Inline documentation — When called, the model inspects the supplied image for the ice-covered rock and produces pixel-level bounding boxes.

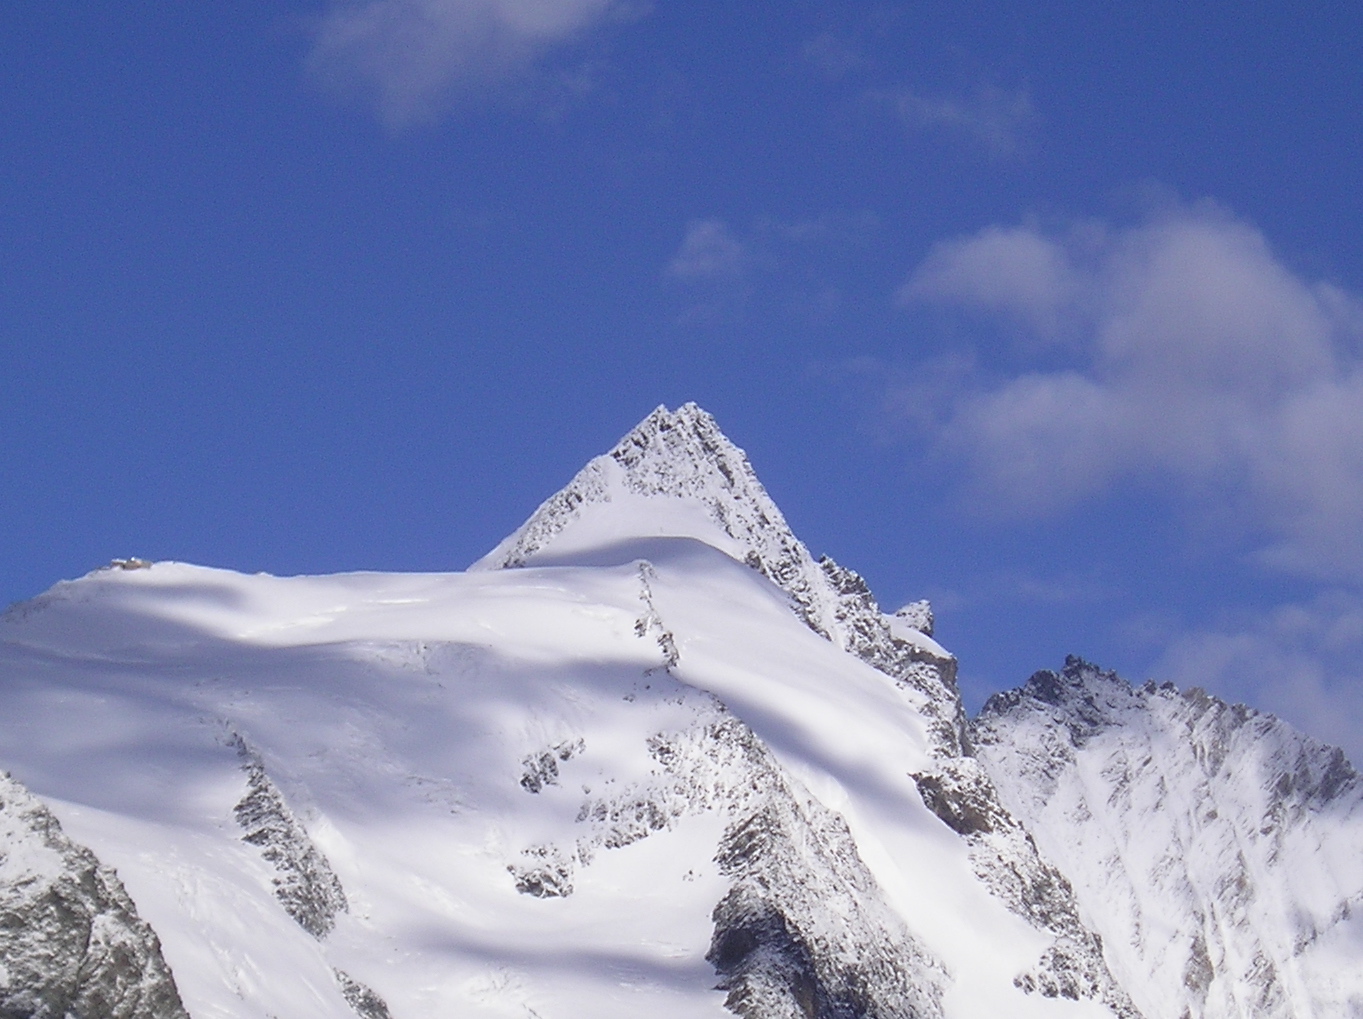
[894,601,934,637]
[231,733,350,939]
[973,656,1363,1019]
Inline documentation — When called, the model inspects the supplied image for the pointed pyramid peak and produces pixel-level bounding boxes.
[473,403,800,572]
[472,403,852,639]
[600,402,776,510]
[475,404,967,750]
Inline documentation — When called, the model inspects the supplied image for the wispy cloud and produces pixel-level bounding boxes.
[902,223,1078,337]
[898,203,1363,581]
[884,83,1036,158]
[308,0,628,126]
[664,212,881,328]
[666,219,747,280]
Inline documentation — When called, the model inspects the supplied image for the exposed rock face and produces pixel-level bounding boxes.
[710,760,946,1019]
[814,556,965,759]
[972,656,1363,1019]
[0,771,189,1019]
[519,738,585,794]
[911,760,1142,1018]
[894,601,934,637]
[504,689,948,1019]
[231,735,349,940]
[647,714,944,1019]
[334,969,393,1019]
[229,737,396,1019]
[508,842,575,898]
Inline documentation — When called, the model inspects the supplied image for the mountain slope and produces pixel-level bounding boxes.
[1,404,1357,1019]
[972,656,1363,1019]
[0,770,190,1019]
[0,404,1120,1019]
[477,403,1140,1013]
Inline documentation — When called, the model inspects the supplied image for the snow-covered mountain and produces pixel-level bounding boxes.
[973,657,1363,1019]
[1,403,1359,1019]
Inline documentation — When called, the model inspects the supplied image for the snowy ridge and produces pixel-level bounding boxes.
[972,656,1363,1019]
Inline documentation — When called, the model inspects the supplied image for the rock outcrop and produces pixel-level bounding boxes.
[0,771,190,1019]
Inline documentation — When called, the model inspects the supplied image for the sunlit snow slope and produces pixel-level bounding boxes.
[1,404,1358,1019]
[973,657,1363,1019]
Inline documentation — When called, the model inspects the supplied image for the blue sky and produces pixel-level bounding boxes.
[5,3,1363,755]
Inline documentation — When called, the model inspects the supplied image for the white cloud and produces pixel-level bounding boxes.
[902,225,1078,338]
[666,219,747,280]
[309,0,624,126]
[900,205,1363,580]
[887,84,1036,158]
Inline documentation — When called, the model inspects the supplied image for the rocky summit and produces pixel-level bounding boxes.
[1,404,1359,1019]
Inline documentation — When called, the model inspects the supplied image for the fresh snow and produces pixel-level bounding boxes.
[0,546,1099,1017]
[973,658,1363,1019]
[1,403,1357,1019]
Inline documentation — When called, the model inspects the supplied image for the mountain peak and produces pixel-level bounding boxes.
[473,401,848,637]
[475,403,968,754]
[473,402,803,574]
[979,656,1131,728]
[977,656,1360,807]
[602,401,777,514]
[610,402,746,489]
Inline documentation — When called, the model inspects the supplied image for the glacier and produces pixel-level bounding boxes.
[0,402,1358,1019]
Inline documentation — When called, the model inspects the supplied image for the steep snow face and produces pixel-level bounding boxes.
[972,657,1363,1019]
[474,403,967,758]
